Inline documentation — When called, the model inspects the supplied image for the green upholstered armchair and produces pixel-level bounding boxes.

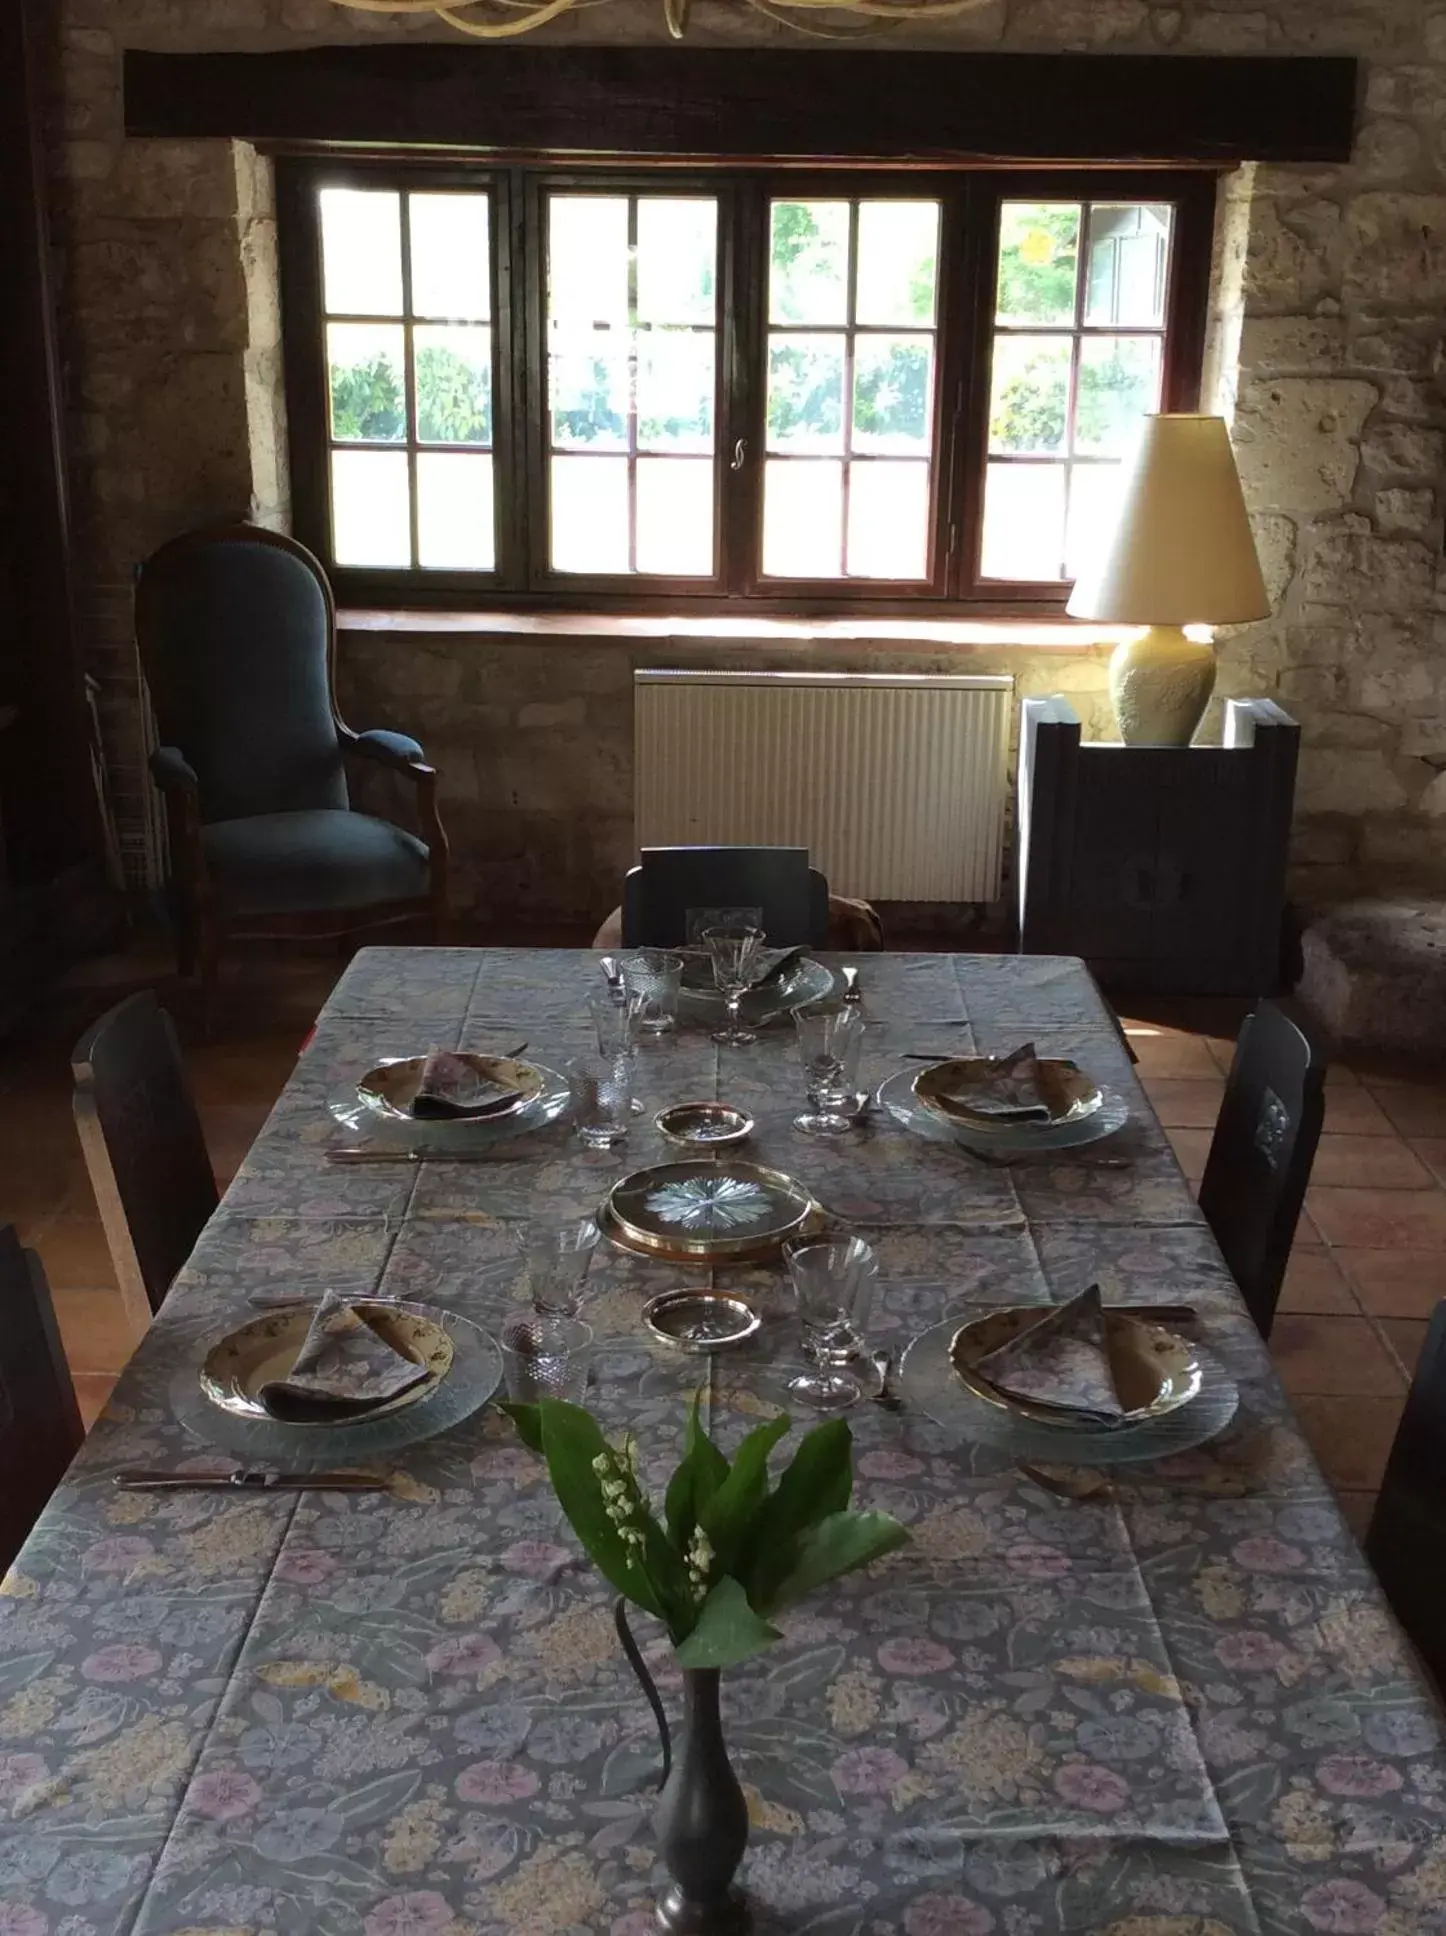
[136,525,448,1004]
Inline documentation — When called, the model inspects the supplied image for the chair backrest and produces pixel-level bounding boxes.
[1197,999,1326,1340]
[1365,1300,1446,1691]
[622,846,829,948]
[72,991,219,1330]
[136,525,347,824]
[0,1225,85,1573]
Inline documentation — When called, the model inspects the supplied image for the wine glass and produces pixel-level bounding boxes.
[701,925,765,1046]
[793,1003,865,1136]
[784,1235,877,1411]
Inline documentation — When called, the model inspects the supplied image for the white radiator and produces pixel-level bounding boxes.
[634,669,1014,902]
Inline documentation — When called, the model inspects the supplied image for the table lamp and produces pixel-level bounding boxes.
[1066,413,1269,745]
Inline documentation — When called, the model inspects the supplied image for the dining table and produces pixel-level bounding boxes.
[3,945,1445,1936]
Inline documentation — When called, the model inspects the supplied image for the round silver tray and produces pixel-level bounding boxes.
[606,1159,816,1261]
[898,1314,1237,1466]
[677,957,835,1028]
[655,1102,755,1149]
[643,1290,762,1352]
[877,1067,1129,1155]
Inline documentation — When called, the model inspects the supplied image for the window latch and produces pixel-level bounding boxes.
[730,438,747,473]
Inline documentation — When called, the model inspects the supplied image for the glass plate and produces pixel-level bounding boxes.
[607,1159,815,1259]
[677,956,835,1027]
[171,1309,502,1470]
[200,1300,455,1423]
[914,1057,1103,1134]
[356,1053,544,1121]
[877,1067,1129,1154]
[898,1315,1237,1465]
[329,1063,570,1153]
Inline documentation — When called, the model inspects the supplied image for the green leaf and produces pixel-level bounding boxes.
[761,1509,910,1616]
[535,1399,665,1620]
[664,1390,729,1549]
[698,1414,792,1577]
[743,1417,854,1609]
[675,1575,783,1671]
[498,1400,543,1455]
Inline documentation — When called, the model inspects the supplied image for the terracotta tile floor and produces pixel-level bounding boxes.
[3,935,1443,1541]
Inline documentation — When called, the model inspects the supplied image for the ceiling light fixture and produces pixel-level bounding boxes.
[329,0,994,43]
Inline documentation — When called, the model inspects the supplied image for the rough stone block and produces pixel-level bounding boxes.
[1244,199,1341,313]
[1299,526,1435,612]
[1299,897,1446,1048]
[1376,486,1438,534]
[1359,420,1446,478]
[1234,376,1376,511]
[1344,194,1446,305]
[1296,747,1409,816]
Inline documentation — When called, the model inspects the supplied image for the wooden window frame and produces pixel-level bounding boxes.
[278,157,1217,617]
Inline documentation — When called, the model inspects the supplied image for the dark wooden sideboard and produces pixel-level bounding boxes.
[1016,695,1300,997]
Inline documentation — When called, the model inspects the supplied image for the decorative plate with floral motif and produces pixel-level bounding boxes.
[605,1159,815,1259]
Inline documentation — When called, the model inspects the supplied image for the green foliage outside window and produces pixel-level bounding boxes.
[330,345,492,445]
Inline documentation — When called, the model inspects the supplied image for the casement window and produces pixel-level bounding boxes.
[278,160,1213,614]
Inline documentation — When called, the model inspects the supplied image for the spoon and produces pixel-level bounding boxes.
[870,1348,904,1413]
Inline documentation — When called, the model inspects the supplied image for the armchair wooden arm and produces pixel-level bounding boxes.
[148,746,214,980]
[338,725,449,940]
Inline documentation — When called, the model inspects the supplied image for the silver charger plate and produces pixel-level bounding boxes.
[677,956,835,1027]
[898,1314,1238,1465]
[170,1308,502,1470]
[329,1063,570,1153]
[877,1066,1129,1155]
[607,1158,816,1260]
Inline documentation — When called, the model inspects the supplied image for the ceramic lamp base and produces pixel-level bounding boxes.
[1108,626,1216,745]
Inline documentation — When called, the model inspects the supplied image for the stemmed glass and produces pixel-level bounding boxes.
[513,1217,600,1317]
[702,924,766,1046]
[784,1235,877,1411]
[793,1003,865,1136]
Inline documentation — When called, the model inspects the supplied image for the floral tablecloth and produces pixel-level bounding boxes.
[3,949,1443,1936]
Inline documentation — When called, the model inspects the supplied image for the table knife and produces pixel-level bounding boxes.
[114,1469,390,1492]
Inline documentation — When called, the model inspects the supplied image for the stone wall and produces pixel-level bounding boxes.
[45,0,1446,923]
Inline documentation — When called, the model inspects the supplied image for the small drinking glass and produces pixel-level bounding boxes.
[783,1236,876,1412]
[566,1053,633,1148]
[513,1217,600,1317]
[793,1003,866,1137]
[702,924,766,1046]
[500,1313,593,1404]
[620,950,684,1035]
[588,988,646,1114]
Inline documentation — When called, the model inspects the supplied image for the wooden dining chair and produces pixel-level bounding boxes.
[621,845,830,948]
[72,990,219,1336]
[1365,1300,1446,1692]
[0,1225,85,1573]
[1197,999,1327,1341]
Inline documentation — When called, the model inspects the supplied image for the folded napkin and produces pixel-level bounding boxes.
[411,1050,523,1120]
[259,1292,430,1420]
[971,1284,1125,1426]
[932,1042,1072,1124]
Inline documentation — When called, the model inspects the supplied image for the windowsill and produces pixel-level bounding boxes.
[337,608,1133,649]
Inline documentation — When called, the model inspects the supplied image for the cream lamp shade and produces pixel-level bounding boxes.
[1066,414,1269,744]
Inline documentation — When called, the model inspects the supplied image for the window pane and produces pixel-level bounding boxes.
[319,188,402,316]
[1075,334,1161,458]
[853,335,933,455]
[637,199,717,325]
[980,462,1066,580]
[1065,462,1124,582]
[769,201,849,325]
[763,460,843,577]
[551,456,629,573]
[637,332,714,453]
[327,323,405,442]
[847,462,929,579]
[549,195,628,323]
[409,193,490,321]
[856,202,939,326]
[417,453,494,569]
[767,335,845,453]
[550,339,628,450]
[332,450,410,567]
[1085,203,1172,328]
[988,335,1071,456]
[415,325,492,445]
[995,203,1080,327]
[636,458,713,575]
